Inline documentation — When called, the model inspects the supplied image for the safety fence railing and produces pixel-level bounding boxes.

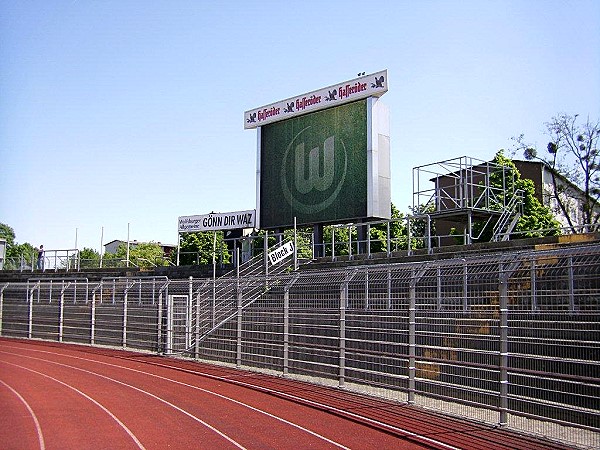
[0,242,599,449]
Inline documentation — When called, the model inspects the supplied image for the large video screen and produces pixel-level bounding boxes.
[259,100,369,229]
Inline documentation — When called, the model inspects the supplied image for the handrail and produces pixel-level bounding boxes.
[491,190,524,242]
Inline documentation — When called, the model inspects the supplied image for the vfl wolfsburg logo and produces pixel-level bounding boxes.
[281,126,348,214]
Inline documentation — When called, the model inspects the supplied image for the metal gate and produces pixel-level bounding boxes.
[166,294,192,354]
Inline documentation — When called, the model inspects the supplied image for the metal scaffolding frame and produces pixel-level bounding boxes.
[412,156,522,244]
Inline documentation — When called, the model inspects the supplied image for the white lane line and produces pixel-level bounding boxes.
[141,359,463,450]
[0,351,247,450]
[0,360,145,450]
[2,346,351,449]
[0,379,46,450]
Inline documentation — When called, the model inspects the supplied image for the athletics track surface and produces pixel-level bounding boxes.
[0,338,568,450]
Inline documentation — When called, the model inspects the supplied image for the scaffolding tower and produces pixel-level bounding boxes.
[412,156,522,245]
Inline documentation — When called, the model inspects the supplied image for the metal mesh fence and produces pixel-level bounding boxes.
[1,243,599,448]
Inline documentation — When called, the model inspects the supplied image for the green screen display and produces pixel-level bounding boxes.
[260,99,368,229]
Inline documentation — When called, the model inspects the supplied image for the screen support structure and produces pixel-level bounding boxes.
[313,224,324,258]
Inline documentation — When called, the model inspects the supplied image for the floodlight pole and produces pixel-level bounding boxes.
[126,223,130,268]
[99,226,104,269]
[264,230,269,276]
[212,231,216,327]
[176,233,180,267]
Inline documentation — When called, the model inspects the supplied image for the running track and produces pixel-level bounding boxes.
[0,338,568,450]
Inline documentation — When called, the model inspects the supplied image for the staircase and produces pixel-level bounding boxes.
[491,190,523,242]
[186,239,303,351]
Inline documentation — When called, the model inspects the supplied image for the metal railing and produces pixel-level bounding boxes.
[1,242,598,448]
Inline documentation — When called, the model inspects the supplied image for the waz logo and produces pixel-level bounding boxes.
[281,126,347,214]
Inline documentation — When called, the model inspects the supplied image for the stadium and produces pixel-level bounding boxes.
[1,71,598,449]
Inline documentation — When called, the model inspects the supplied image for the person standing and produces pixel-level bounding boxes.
[37,245,44,270]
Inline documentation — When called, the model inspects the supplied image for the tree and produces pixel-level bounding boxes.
[0,223,36,269]
[408,202,436,249]
[78,247,100,269]
[103,242,170,268]
[5,242,36,269]
[321,203,409,256]
[0,223,16,246]
[470,151,560,241]
[513,114,600,231]
[370,203,409,252]
[177,232,231,266]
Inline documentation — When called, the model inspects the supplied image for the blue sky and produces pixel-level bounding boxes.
[1,0,599,252]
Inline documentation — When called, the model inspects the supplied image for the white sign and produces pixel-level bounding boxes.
[244,69,388,129]
[178,210,256,232]
[268,241,295,265]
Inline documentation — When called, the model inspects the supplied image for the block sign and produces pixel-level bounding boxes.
[178,210,256,232]
[268,241,295,265]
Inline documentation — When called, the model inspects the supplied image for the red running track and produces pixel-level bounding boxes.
[0,338,568,450]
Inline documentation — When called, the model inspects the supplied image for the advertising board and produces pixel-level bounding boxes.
[178,210,255,233]
[244,70,387,129]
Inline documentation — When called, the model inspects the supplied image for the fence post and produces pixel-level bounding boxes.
[91,284,98,345]
[436,265,442,310]
[283,286,289,376]
[499,262,509,427]
[387,221,391,256]
[367,223,371,257]
[0,283,7,336]
[407,217,412,256]
[59,282,65,342]
[283,274,299,377]
[408,268,417,404]
[264,230,269,276]
[332,228,336,261]
[190,277,199,359]
[348,225,353,259]
[530,257,537,310]
[462,261,468,311]
[339,270,357,388]
[387,268,392,309]
[158,290,164,355]
[339,276,347,388]
[236,281,243,368]
[123,291,127,348]
[28,282,38,339]
[568,256,575,312]
[364,271,369,310]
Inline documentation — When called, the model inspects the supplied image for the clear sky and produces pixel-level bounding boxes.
[1,0,599,253]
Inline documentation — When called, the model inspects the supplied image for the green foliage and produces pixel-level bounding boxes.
[0,222,36,269]
[370,203,409,252]
[321,203,409,256]
[408,202,436,249]
[472,151,560,240]
[177,232,231,266]
[283,228,313,259]
[103,242,170,268]
[0,223,16,246]
[5,242,36,269]
[78,247,100,269]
